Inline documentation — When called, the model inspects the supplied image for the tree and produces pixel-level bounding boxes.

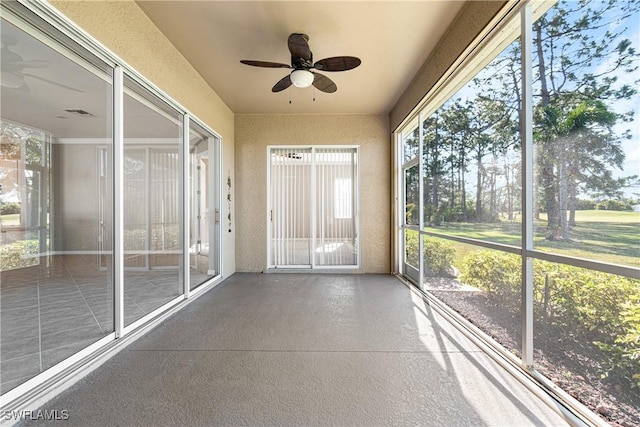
[532,0,639,239]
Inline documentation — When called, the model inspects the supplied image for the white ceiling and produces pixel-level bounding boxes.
[136,1,466,115]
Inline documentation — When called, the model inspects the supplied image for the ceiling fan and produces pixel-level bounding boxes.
[1,36,82,93]
[240,33,361,93]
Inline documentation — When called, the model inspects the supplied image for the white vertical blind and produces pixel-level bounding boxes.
[269,147,358,268]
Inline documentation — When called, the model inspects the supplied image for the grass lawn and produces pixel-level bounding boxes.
[424,210,639,267]
[0,213,20,226]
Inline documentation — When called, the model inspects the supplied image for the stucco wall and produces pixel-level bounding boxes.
[235,114,390,273]
[49,0,236,277]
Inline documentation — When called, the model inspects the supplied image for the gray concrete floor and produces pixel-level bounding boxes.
[20,273,568,426]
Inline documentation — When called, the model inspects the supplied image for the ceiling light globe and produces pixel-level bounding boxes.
[290,69,314,88]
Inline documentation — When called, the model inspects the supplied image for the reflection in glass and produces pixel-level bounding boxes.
[123,77,183,326]
[0,19,113,393]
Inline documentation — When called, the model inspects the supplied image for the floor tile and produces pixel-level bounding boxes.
[1,336,40,362]
[0,352,41,383]
[40,311,98,335]
[41,324,105,353]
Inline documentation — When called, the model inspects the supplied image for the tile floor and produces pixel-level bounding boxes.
[1,255,211,394]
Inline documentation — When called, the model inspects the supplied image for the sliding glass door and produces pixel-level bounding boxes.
[189,122,220,290]
[122,76,183,326]
[268,146,359,269]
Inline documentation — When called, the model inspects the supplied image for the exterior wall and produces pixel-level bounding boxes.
[390,1,507,131]
[49,0,236,277]
[235,114,390,273]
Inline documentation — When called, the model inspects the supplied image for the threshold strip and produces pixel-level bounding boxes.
[127,349,483,354]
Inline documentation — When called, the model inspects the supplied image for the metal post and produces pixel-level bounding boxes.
[417,113,425,290]
[520,3,534,368]
[113,66,124,338]
[182,114,190,298]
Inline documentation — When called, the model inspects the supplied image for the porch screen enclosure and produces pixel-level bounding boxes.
[268,146,359,269]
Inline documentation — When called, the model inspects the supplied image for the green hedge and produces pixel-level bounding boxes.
[404,232,455,276]
[458,249,640,387]
[0,202,20,215]
[0,239,38,271]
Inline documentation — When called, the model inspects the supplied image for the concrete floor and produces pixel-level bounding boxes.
[20,273,568,426]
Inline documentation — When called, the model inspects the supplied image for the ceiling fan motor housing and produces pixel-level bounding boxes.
[240,32,360,94]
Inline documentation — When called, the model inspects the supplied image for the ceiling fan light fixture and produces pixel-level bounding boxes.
[290,69,314,88]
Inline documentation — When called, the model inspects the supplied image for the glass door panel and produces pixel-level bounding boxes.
[269,147,359,269]
[123,76,183,326]
[314,148,358,266]
[0,15,113,393]
[270,148,312,267]
[189,123,219,290]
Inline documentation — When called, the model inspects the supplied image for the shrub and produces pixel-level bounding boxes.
[403,232,455,277]
[0,202,21,215]
[459,250,640,389]
[459,250,521,307]
[596,294,640,387]
[423,236,455,276]
[575,198,597,210]
[404,230,419,267]
[596,200,632,211]
[0,239,38,271]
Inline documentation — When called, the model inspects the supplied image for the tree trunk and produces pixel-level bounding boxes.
[505,160,513,221]
[476,154,483,222]
[490,171,496,222]
[568,175,577,227]
[535,21,561,239]
[558,144,569,240]
[461,157,467,222]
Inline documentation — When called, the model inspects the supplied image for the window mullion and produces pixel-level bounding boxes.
[520,3,534,369]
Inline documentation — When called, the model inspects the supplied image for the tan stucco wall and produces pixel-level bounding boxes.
[235,114,390,273]
[49,0,236,277]
[390,0,507,131]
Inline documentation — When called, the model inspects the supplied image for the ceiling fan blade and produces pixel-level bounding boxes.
[314,56,361,72]
[272,74,292,92]
[288,33,312,62]
[312,72,337,93]
[240,60,291,69]
[21,72,84,93]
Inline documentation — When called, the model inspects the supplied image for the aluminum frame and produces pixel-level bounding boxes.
[393,0,638,424]
[266,145,361,271]
[0,0,225,412]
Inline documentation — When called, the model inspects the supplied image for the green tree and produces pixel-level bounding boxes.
[532,0,639,239]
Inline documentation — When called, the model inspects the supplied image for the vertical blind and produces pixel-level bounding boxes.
[269,147,358,268]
